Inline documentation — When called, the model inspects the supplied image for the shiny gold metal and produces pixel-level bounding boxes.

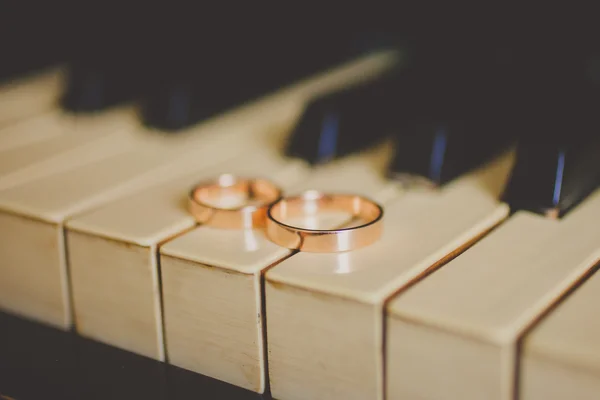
[188,174,282,229]
[266,191,383,253]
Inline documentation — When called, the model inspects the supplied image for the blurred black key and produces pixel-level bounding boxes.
[139,26,400,131]
[59,13,153,113]
[388,49,515,185]
[285,67,403,164]
[61,58,148,113]
[501,22,600,218]
[389,117,515,186]
[502,100,600,218]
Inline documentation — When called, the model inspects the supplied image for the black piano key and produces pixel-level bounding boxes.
[388,51,515,185]
[59,15,153,113]
[389,117,515,186]
[500,25,600,218]
[61,59,146,113]
[285,68,403,164]
[502,107,600,218]
[139,28,400,131]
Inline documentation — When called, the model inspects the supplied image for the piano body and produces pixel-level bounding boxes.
[0,8,600,400]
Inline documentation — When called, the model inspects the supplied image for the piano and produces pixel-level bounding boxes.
[1,8,600,400]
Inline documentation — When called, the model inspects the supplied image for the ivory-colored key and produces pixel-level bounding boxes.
[159,143,398,393]
[0,50,399,330]
[0,67,65,128]
[265,151,514,400]
[0,109,138,189]
[0,119,281,330]
[521,262,600,399]
[0,112,69,152]
[386,188,600,400]
[66,149,308,361]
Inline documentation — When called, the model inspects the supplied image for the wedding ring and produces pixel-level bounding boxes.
[266,191,383,253]
[189,174,282,229]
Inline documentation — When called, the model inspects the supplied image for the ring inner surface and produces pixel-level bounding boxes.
[270,193,381,230]
[194,178,279,210]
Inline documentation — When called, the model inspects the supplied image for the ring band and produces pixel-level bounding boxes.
[189,174,282,229]
[266,191,383,253]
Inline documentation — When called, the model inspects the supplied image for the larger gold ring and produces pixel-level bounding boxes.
[189,174,282,229]
[266,191,383,253]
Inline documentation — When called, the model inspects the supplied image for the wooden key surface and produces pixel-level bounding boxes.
[0,67,65,128]
[521,263,600,400]
[386,188,600,400]
[65,149,307,361]
[265,150,513,400]
[158,144,397,393]
[0,108,139,190]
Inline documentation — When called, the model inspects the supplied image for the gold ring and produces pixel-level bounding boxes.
[266,191,383,252]
[189,174,282,229]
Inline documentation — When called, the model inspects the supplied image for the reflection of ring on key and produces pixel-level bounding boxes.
[266,190,383,253]
[188,174,282,229]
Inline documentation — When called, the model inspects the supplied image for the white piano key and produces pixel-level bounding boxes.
[0,66,65,128]
[0,112,64,152]
[265,150,514,400]
[0,127,272,330]
[386,188,600,400]
[521,264,600,399]
[159,143,397,393]
[0,49,399,332]
[0,109,139,189]
[65,149,308,361]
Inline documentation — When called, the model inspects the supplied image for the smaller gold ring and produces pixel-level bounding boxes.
[189,174,282,229]
[266,191,383,253]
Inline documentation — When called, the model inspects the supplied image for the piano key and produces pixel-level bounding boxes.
[0,49,395,331]
[264,150,514,400]
[521,268,600,399]
[387,50,516,187]
[159,144,397,394]
[284,68,402,164]
[58,10,152,114]
[386,187,600,400]
[0,127,268,330]
[139,31,395,132]
[389,119,515,187]
[502,118,600,218]
[0,67,65,128]
[60,44,150,114]
[0,109,138,189]
[66,149,308,361]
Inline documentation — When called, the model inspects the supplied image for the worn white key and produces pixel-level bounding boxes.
[65,148,308,361]
[265,150,514,400]
[159,141,398,393]
[0,66,65,128]
[386,188,600,400]
[0,50,399,331]
[0,111,65,152]
[521,260,600,399]
[0,109,139,189]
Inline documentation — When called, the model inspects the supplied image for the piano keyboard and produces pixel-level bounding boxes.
[1,21,600,400]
